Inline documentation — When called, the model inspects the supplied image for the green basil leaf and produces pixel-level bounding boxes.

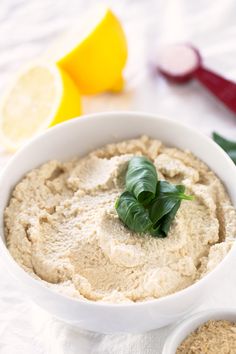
[149,199,180,238]
[228,150,236,164]
[149,181,191,237]
[156,181,193,201]
[149,196,178,225]
[156,180,178,195]
[115,191,152,233]
[126,156,158,205]
[149,223,161,237]
[158,200,181,237]
[213,132,236,152]
[213,132,236,165]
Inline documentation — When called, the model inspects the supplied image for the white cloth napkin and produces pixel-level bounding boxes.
[1,0,236,353]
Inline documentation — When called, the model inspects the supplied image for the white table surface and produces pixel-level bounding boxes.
[1,0,236,353]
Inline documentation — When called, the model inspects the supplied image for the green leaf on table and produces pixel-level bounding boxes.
[213,132,236,152]
[213,132,236,164]
[228,150,236,164]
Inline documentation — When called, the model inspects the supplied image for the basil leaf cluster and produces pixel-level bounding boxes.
[115,156,193,238]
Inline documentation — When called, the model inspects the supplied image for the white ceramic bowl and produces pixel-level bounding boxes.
[0,112,236,334]
[162,308,236,354]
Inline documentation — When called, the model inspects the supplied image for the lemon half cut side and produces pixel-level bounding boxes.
[0,64,82,151]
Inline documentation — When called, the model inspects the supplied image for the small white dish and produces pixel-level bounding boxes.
[162,308,236,354]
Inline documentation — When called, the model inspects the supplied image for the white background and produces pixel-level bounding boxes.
[0,0,236,353]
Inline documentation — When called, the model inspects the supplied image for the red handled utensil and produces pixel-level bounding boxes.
[157,44,236,114]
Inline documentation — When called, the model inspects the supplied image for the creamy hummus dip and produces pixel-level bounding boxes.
[5,136,236,303]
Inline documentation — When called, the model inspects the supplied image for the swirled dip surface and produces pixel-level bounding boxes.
[5,136,236,302]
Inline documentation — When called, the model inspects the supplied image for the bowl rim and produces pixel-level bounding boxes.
[162,307,236,354]
[1,110,236,308]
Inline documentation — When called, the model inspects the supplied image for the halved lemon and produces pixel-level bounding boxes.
[48,6,128,94]
[0,63,82,151]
